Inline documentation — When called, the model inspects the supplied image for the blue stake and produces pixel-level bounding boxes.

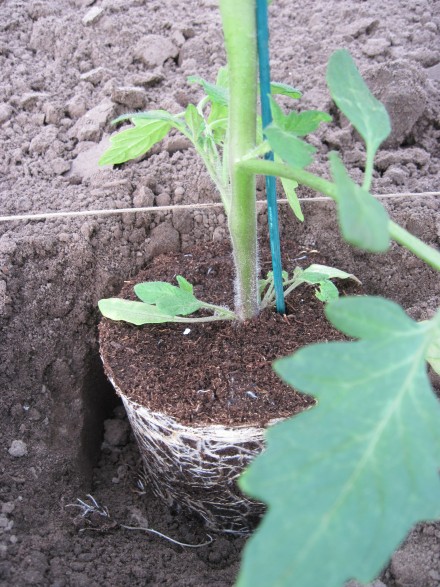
[256,0,285,314]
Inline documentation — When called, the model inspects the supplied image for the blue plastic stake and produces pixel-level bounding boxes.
[256,0,285,314]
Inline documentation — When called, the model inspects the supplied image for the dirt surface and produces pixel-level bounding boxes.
[99,241,356,426]
[1,0,440,585]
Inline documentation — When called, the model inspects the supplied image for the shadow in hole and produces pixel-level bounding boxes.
[78,350,120,482]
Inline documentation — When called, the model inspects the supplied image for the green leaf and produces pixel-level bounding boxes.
[99,119,171,166]
[268,97,286,131]
[329,152,390,252]
[327,296,416,339]
[270,82,302,100]
[268,98,331,136]
[303,264,361,284]
[283,110,332,136]
[326,49,391,155]
[315,279,339,302]
[112,109,182,126]
[266,124,316,169]
[297,270,329,284]
[176,275,194,293]
[184,104,205,140]
[238,296,440,587]
[281,176,303,222]
[426,335,440,375]
[98,298,176,325]
[188,75,229,106]
[134,281,202,316]
[208,103,228,143]
[215,66,229,89]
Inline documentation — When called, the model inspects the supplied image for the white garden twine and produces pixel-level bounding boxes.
[0,191,439,223]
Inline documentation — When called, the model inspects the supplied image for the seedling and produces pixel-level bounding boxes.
[98,0,354,325]
[96,0,440,585]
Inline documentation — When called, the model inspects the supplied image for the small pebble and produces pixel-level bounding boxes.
[82,7,103,25]
[8,440,28,457]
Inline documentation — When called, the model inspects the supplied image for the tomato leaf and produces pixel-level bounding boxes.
[326,49,390,156]
[266,124,316,169]
[426,335,440,375]
[188,75,229,106]
[238,297,440,587]
[134,281,202,316]
[283,110,332,136]
[280,176,303,222]
[98,299,177,325]
[329,152,389,252]
[99,119,171,165]
[270,82,302,100]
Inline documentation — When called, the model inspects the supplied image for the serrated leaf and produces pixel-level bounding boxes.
[184,104,205,140]
[329,152,390,252]
[268,98,331,136]
[99,119,171,166]
[176,275,194,293]
[283,110,332,136]
[98,298,176,325]
[315,279,339,302]
[134,281,202,316]
[266,124,316,169]
[326,49,390,155]
[238,296,440,587]
[270,82,302,100]
[188,75,229,106]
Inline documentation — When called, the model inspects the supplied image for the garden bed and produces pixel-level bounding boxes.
[0,0,439,585]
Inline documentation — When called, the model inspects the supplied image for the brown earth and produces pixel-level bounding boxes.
[1,0,440,586]
[99,241,359,427]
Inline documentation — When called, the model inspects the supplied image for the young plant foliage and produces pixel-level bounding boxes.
[329,152,390,252]
[99,118,172,166]
[238,297,440,587]
[326,49,391,159]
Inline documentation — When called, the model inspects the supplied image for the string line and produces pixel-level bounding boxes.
[0,191,439,223]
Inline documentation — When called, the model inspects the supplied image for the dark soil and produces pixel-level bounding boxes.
[99,241,357,426]
[1,0,440,585]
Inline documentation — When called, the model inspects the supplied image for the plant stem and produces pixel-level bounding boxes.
[239,158,339,198]
[388,222,440,272]
[199,302,237,320]
[240,158,440,272]
[220,0,259,320]
[362,148,375,192]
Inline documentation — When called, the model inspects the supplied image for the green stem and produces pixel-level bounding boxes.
[389,222,440,272]
[240,158,440,273]
[172,314,236,323]
[261,282,275,308]
[220,0,259,320]
[362,148,375,192]
[240,158,338,198]
[199,302,237,320]
[283,280,303,299]
[178,126,228,211]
